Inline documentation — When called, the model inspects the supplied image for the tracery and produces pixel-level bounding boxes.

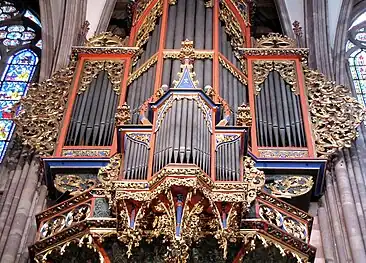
[347,11,366,106]
[0,1,41,160]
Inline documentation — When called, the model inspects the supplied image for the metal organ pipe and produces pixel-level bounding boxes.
[66,71,118,146]
[255,71,307,147]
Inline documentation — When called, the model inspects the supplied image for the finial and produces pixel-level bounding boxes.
[115,102,131,125]
[236,103,252,126]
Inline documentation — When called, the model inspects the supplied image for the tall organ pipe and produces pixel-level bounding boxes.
[256,71,306,147]
[66,71,118,146]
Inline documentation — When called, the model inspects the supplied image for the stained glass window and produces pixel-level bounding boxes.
[0,1,41,161]
[347,12,366,108]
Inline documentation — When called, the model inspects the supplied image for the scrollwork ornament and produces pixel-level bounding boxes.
[266,176,314,198]
[97,154,122,206]
[304,67,365,157]
[54,174,97,195]
[14,64,76,155]
[243,157,265,207]
[85,32,128,47]
[255,33,297,48]
[253,60,298,95]
[135,0,163,58]
[79,60,124,94]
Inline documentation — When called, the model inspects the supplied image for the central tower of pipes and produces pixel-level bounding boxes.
[122,0,253,181]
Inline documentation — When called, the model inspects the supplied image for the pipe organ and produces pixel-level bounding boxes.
[19,0,364,262]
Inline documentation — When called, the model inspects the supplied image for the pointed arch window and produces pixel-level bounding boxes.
[347,11,366,106]
[0,1,41,161]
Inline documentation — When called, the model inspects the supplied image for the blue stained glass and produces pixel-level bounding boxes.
[7,32,21,39]
[350,67,358,79]
[0,141,8,160]
[8,25,24,32]
[0,100,17,119]
[21,31,35,40]
[0,82,28,99]
[0,120,14,140]
[0,4,41,162]
[24,10,41,27]
[3,39,19,46]
[10,50,38,65]
[4,65,35,81]
[0,14,10,21]
[1,5,16,13]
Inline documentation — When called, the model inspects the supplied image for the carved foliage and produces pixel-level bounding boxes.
[252,60,298,95]
[265,175,314,198]
[79,60,124,94]
[14,65,76,155]
[54,174,97,196]
[135,0,163,49]
[304,67,365,157]
[85,32,128,47]
[255,33,297,49]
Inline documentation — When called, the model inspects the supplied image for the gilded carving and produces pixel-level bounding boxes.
[304,67,365,157]
[98,154,122,184]
[215,134,240,150]
[163,50,214,60]
[255,33,297,49]
[85,31,128,47]
[179,39,195,63]
[258,149,309,158]
[14,64,76,155]
[127,53,158,85]
[39,203,92,239]
[204,0,214,7]
[79,60,124,94]
[239,47,309,60]
[232,0,248,23]
[133,0,154,24]
[219,3,245,51]
[253,60,298,95]
[54,174,97,195]
[62,149,110,157]
[126,132,151,148]
[265,176,314,198]
[135,0,163,56]
[236,103,252,126]
[259,204,308,242]
[115,103,131,125]
[155,94,213,133]
[243,156,266,207]
[218,55,247,85]
[34,233,104,263]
